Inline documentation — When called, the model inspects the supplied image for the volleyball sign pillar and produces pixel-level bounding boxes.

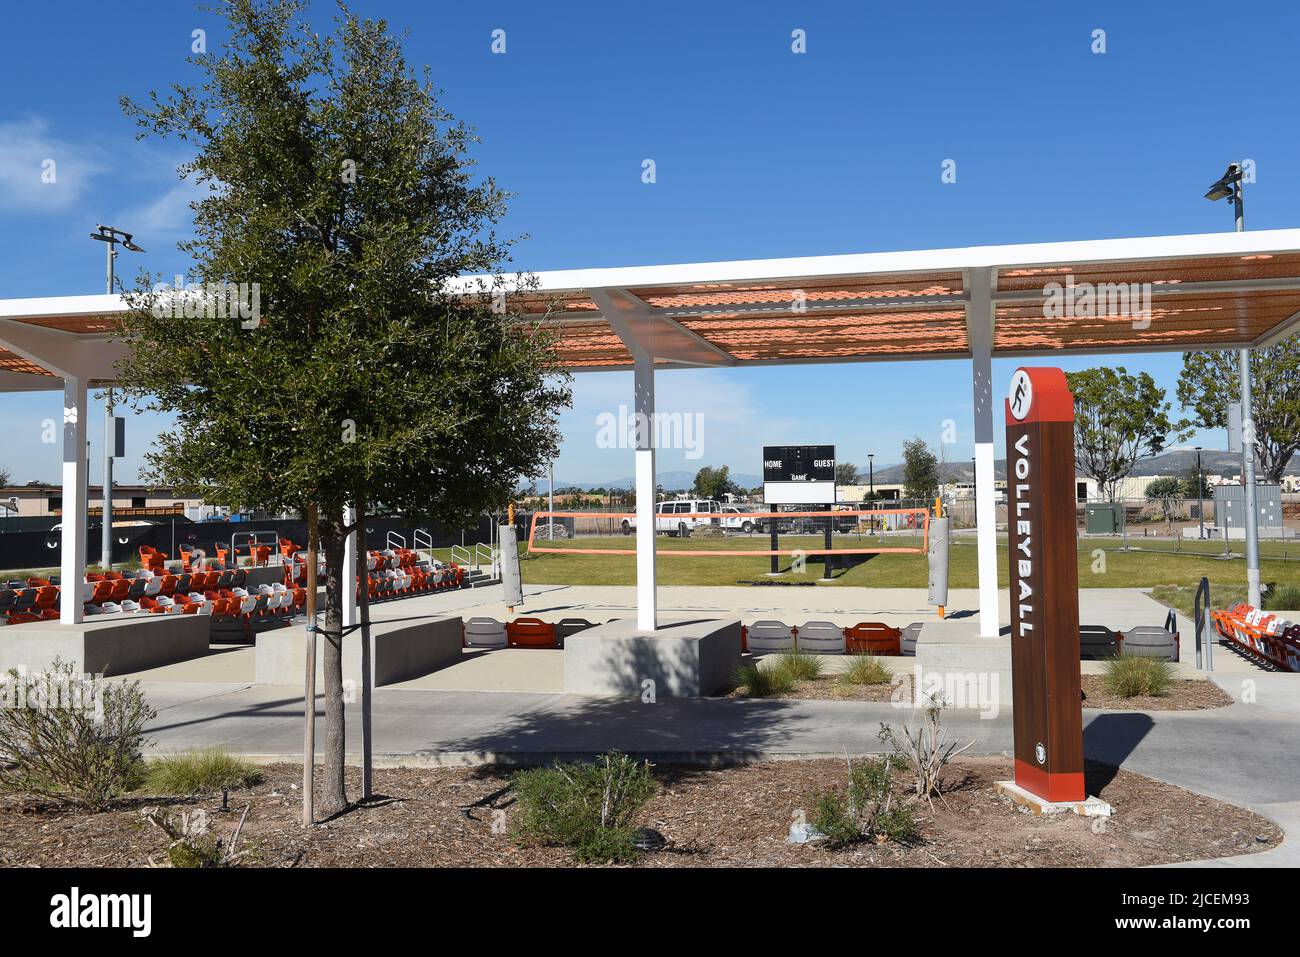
[1004,367,1086,805]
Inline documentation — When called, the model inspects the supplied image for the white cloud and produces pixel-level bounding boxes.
[118,177,202,240]
[0,118,108,212]
[553,367,805,481]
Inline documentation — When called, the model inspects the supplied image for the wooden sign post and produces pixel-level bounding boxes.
[1005,367,1085,804]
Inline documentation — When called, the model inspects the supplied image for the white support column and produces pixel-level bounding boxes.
[967,269,1000,638]
[60,377,87,623]
[633,352,658,631]
[343,504,358,627]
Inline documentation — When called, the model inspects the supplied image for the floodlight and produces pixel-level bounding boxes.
[1204,164,1241,202]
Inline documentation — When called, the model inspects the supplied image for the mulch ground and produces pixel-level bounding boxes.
[728,676,898,701]
[730,674,1234,710]
[1079,675,1235,711]
[0,757,1279,868]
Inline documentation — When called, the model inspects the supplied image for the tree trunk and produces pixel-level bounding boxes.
[318,510,348,816]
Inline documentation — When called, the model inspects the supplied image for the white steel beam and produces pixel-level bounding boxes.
[343,504,357,628]
[0,318,130,382]
[588,288,735,367]
[59,376,88,623]
[1252,308,1300,349]
[966,268,1001,639]
[633,351,658,631]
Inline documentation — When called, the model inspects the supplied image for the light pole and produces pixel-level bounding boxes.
[89,226,144,571]
[1204,164,1261,606]
[1195,447,1205,541]
[867,453,874,533]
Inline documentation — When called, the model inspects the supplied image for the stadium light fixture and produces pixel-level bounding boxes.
[88,225,145,571]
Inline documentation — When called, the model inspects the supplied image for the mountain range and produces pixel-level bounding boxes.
[522,448,1290,494]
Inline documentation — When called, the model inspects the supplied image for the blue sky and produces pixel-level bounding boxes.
[2,0,1297,486]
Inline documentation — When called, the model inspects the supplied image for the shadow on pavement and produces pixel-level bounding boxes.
[1082,711,1156,792]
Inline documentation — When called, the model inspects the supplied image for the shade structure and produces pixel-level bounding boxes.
[476,228,1300,371]
[4,227,1299,629]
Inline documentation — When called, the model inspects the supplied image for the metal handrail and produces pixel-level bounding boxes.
[1193,576,1213,670]
[449,544,472,569]
[231,529,280,567]
[386,530,406,551]
[412,528,434,563]
[475,542,495,576]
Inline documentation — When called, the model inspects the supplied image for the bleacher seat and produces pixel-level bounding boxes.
[900,622,922,656]
[1122,626,1178,661]
[746,620,794,653]
[1080,625,1120,659]
[464,617,507,648]
[845,622,902,655]
[795,620,846,654]
[555,618,596,649]
[506,617,558,649]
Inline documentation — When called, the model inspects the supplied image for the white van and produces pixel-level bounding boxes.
[621,499,722,536]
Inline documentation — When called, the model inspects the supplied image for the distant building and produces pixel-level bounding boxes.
[0,484,206,519]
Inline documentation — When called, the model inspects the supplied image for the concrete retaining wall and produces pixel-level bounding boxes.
[256,615,462,687]
[564,617,742,698]
[915,619,1012,707]
[0,615,210,677]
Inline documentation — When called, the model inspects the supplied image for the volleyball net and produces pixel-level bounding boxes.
[525,507,931,557]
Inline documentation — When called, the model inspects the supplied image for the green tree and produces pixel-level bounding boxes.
[901,438,940,501]
[692,465,736,500]
[1144,477,1184,500]
[1067,367,1173,502]
[1144,477,1184,533]
[1182,468,1212,499]
[1177,346,1300,482]
[117,0,570,816]
[835,462,859,486]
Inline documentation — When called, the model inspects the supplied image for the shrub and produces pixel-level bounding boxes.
[806,755,917,848]
[511,752,656,863]
[879,692,972,808]
[731,661,795,698]
[1103,656,1174,697]
[841,653,891,686]
[807,791,860,847]
[144,748,264,795]
[1264,583,1300,612]
[774,649,823,682]
[0,661,155,809]
[142,806,252,868]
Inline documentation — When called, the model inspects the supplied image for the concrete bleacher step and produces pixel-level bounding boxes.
[466,570,501,588]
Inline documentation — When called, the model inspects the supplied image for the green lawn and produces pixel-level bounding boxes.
[520,535,1300,593]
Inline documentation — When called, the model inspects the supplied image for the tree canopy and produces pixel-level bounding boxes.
[1067,367,1174,502]
[1178,345,1300,482]
[901,438,940,501]
[692,465,737,500]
